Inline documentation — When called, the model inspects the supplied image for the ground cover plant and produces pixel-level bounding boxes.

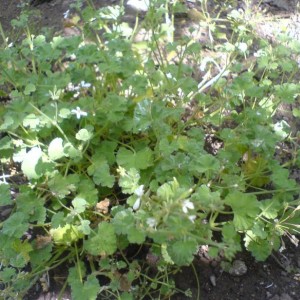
[0,0,300,299]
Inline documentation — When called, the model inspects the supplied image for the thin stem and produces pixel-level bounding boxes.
[191,262,200,300]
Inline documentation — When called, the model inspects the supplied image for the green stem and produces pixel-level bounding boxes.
[29,103,70,143]
[191,262,200,300]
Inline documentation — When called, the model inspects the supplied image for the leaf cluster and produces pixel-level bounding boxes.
[0,0,300,298]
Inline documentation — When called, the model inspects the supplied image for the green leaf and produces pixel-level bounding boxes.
[0,184,11,206]
[274,83,300,104]
[120,292,133,300]
[117,147,153,170]
[77,178,98,206]
[168,240,198,266]
[48,174,80,198]
[87,158,115,188]
[16,189,46,223]
[68,265,100,300]
[133,99,152,133]
[24,83,36,95]
[51,211,65,228]
[0,136,14,159]
[191,185,224,212]
[127,226,146,244]
[224,192,260,230]
[11,239,33,267]
[246,238,273,261]
[271,165,297,190]
[95,141,118,165]
[30,244,52,267]
[84,222,117,256]
[99,94,128,123]
[113,209,135,235]
[76,128,93,141]
[272,120,290,139]
[2,212,29,238]
[0,267,16,283]
[190,154,220,174]
[48,137,65,160]
[222,224,242,260]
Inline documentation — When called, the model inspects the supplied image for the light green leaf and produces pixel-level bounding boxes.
[23,114,40,129]
[161,243,174,265]
[50,224,83,245]
[118,167,140,194]
[59,108,71,118]
[21,147,43,179]
[259,199,281,219]
[293,108,300,118]
[64,143,82,159]
[78,219,91,235]
[72,197,87,214]
[76,129,93,141]
[48,137,65,160]
[133,99,152,133]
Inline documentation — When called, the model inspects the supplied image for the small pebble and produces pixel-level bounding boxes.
[228,260,247,276]
[209,274,216,287]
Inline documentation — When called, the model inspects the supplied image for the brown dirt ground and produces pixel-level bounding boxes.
[1,1,300,299]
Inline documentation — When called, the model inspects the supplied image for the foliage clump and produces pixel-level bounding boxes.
[0,0,300,298]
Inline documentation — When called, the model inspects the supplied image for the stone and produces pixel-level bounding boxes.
[228,260,247,276]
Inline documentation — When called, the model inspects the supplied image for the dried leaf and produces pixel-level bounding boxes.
[96,199,110,214]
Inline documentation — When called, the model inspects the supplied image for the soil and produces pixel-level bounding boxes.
[1,1,300,299]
